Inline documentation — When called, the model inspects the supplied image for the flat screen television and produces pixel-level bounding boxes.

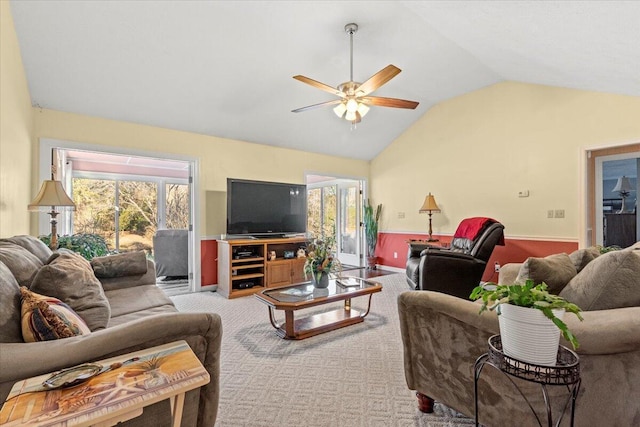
[226,178,307,238]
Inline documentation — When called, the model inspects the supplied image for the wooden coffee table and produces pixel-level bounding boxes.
[255,276,382,340]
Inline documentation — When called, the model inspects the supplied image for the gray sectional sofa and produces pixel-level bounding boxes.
[0,235,222,427]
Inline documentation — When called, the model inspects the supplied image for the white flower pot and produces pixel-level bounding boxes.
[497,304,565,366]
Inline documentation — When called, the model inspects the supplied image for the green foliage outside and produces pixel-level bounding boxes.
[39,233,110,260]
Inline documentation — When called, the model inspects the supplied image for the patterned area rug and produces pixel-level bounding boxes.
[171,274,475,426]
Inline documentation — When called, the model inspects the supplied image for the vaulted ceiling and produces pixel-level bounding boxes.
[10,1,640,160]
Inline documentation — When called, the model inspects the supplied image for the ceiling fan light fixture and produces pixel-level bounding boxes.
[357,102,370,117]
[346,98,359,112]
[345,110,357,122]
[333,102,347,118]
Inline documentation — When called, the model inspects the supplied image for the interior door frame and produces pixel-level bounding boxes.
[38,138,202,292]
[581,141,640,247]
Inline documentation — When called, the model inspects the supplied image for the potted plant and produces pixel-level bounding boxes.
[304,235,341,288]
[363,199,382,270]
[470,280,583,365]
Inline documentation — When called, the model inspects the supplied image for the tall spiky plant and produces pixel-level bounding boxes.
[363,199,382,258]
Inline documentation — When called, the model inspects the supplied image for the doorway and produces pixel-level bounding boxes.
[586,143,640,247]
[39,139,200,294]
[306,175,365,268]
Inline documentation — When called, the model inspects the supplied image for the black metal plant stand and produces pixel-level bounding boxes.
[474,335,581,427]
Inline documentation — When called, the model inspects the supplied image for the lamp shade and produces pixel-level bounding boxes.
[28,180,76,211]
[612,176,633,194]
[419,193,441,213]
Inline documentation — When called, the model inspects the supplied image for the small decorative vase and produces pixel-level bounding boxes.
[312,272,329,288]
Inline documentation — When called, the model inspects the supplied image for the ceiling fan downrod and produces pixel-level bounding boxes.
[345,23,358,83]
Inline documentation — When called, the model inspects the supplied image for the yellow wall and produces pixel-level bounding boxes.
[33,109,369,236]
[0,2,33,237]
[371,82,640,240]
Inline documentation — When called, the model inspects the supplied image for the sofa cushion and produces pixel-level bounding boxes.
[569,247,600,273]
[0,242,43,287]
[0,261,23,343]
[559,249,640,310]
[20,287,90,342]
[30,251,111,331]
[104,284,176,327]
[516,253,577,294]
[91,251,148,278]
[0,235,52,264]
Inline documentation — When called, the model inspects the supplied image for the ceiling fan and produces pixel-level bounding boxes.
[292,23,419,126]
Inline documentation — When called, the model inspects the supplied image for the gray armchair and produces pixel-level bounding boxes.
[153,229,189,280]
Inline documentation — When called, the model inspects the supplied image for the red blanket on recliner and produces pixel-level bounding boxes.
[454,217,505,245]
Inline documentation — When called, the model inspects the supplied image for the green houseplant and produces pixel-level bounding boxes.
[304,235,341,288]
[470,280,583,364]
[363,199,382,270]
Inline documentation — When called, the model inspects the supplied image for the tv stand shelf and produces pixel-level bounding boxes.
[217,237,309,298]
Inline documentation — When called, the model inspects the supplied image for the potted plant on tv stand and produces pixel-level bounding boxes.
[363,199,382,270]
[470,280,583,366]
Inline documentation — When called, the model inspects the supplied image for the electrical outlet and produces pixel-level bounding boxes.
[397,212,405,219]
[555,209,565,218]
[393,252,398,259]
[547,210,554,218]
[494,262,500,272]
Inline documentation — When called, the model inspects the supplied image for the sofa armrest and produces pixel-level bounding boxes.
[563,306,640,355]
[99,259,157,291]
[497,262,522,284]
[0,312,222,425]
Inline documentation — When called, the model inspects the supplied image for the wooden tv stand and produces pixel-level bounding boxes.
[217,237,309,299]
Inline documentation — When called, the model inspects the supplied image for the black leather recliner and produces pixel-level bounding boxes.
[405,219,505,299]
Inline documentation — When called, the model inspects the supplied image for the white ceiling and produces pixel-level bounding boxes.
[10,1,640,161]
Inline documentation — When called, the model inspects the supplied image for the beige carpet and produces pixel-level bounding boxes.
[171,274,475,426]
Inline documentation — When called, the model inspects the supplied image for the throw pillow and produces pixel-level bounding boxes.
[30,251,111,331]
[568,247,600,273]
[559,249,640,311]
[0,242,43,288]
[515,253,577,294]
[0,261,23,343]
[0,235,53,264]
[20,287,90,342]
[91,251,148,278]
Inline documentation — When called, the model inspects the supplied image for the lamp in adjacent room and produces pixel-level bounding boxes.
[612,175,634,213]
[28,180,76,249]
[419,193,441,242]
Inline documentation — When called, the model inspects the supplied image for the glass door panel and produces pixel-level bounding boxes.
[117,180,157,254]
[165,183,190,229]
[71,178,117,250]
[338,183,361,267]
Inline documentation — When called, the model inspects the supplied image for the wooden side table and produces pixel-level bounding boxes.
[0,340,209,427]
[474,335,581,427]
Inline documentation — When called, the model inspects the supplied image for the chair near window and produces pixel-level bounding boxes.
[405,217,505,299]
[153,229,189,280]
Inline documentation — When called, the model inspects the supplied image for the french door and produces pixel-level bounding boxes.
[307,178,363,268]
[337,182,362,266]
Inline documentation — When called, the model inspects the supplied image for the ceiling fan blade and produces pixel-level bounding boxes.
[356,65,401,96]
[293,75,345,97]
[360,96,419,109]
[292,99,343,113]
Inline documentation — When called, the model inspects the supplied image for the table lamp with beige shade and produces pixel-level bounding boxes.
[419,193,441,242]
[28,179,75,249]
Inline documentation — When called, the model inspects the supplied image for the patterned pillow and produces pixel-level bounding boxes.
[20,287,90,342]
